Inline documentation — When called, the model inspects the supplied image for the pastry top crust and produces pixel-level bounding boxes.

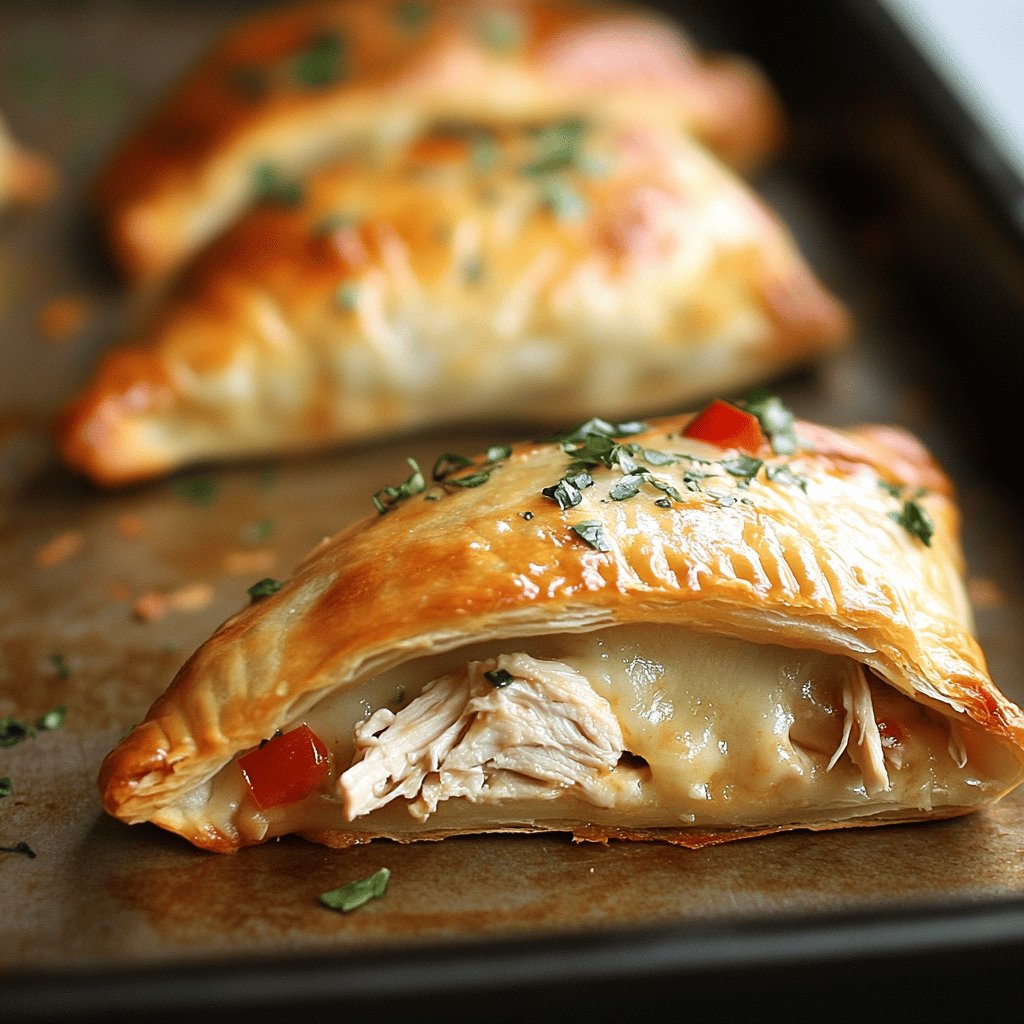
[94,0,784,283]
[61,122,847,486]
[100,409,1024,829]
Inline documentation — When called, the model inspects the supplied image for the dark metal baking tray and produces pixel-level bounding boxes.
[2,2,1022,1021]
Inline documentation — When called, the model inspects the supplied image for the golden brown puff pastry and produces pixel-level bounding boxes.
[0,113,55,209]
[94,0,784,284]
[61,122,846,486]
[99,401,1024,853]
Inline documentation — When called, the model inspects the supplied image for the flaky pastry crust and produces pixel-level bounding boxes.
[94,0,784,283]
[62,122,846,486]
[99,408,1024,852]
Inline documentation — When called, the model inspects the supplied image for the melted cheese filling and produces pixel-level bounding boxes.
[195,625,1013,844]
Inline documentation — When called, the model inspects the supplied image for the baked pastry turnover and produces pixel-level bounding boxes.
[61,121,847,485]
[95,0,784,284]
[99,399,1024,852]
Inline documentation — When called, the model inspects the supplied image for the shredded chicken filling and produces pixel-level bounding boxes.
[339,653,628,821]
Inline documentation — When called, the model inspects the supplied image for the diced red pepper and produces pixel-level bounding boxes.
[238,723,331,810]
[682,399,765,454]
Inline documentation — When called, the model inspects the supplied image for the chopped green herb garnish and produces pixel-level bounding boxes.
[470,131,499,171]
[572,520,611,552]
[538,177,588,221]
[609,473,646,501]
[252,162,304,206]
[484,668,514,688]
[445,471,492,488]
[0,778,11,798]
[291,32,346,88]
[462,257,485,285]
[891,499,934,546]
[429,446,510,492]
[373,458,426,513]
[741,390,799,455]
[647,478,683,502]
[542,418,647,445]
[766,464,808,491]
[522,120,588,177]
[36,706,66,733]
[0,842,35,859]
[878,479,903,499]
[654,498,672,509]
[433,453,476,480]
[720,453,764,482]
[0,719,33,748]
[248,578,284,601]
[335,282,359,310]
[319,867,391,913]
[49,653,71,680]
[542,472,593,510]
[485,445,513,463]
[520,510,534,520]
[474,9,525,51]
[173,474,219,506]
[242,519,275,544]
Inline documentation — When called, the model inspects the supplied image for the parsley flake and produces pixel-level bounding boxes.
[248,578,284,601]
[522,120,588,177]
[0,718,33,748]
[0,842,36,859]
[542,472,593,510]
[335,282,359,310]
[572,520,611,552]
[539,177,588,221]
[0,777,11,798]
[36,706,66,732]
[720,453,764,482]
[291,32,346,88]
[252,163,304,206]
[373,458,426,513]
[741,390,799,455]
[319,867,391,913]
[484,668,514,688]
[892,499,934,547]
[49,653,71,680]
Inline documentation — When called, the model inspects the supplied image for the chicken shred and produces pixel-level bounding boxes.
[337,653,626,822]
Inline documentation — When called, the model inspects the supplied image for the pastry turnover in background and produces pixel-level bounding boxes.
[98,400,1024,852]
[95,0,785,286]
[60,120,847,486]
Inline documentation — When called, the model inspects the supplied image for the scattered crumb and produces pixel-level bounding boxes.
[967,576,1006,610]
[133,582,214,622]
[34,530,84,567]
[223,548,276,575]
[37,294,90,342]
[116,513,143,539]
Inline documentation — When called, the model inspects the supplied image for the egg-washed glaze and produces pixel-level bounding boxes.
[99,408,1024,851]
[61,122,846,486]
[94,0,784,284]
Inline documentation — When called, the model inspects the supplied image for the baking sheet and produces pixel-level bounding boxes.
[2,2,1023,1020]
